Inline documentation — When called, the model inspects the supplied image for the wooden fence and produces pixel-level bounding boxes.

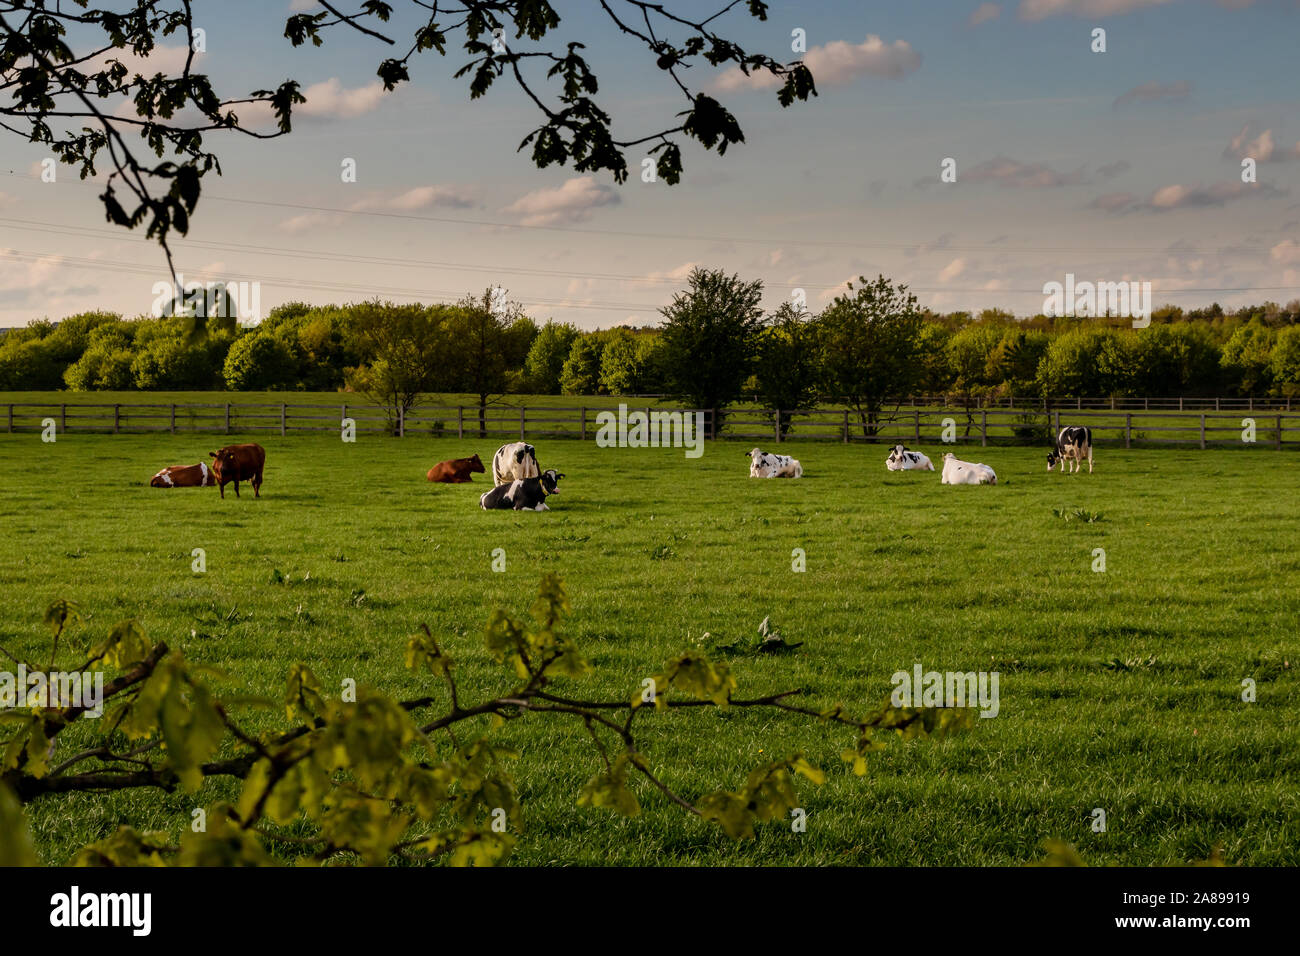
[3,399,1299,449]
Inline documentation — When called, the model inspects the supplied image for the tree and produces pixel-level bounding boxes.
[443,290,518,438]
[223,332,300,391]
[657,268,765,425]
[946,323,1004,434]
[1271,326,1300,398]
[0,582,971,866]
[598,330,662,396]
[525,321,582,393]
[754,302,820,437]
[559,333,607,395]
[817,275,927,436]
[0,2,815,274]
[1221,321,1277,395]
[345,301,451,428]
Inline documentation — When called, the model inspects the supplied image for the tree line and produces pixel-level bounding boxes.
[3,269,1299,435]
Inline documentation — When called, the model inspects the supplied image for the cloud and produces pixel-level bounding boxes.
[969,3,1003,26]
[1018,0,1177,19]
[1113,80,1190,108]
[1224,124,1300,163]
[1271,239,1300,266]
[1097,160,1131,179]
[1091,181,1284,213]
[384,185,478,211]
[298,78,386,119]
[939,258,967,282]
[278,212,343,234]
[715,34,920,92]
[963,155,1086,188]
[82,43,201,77]
[289,0,319,11]
[501,177,620,226]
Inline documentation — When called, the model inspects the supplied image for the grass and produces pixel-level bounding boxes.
[0,430,1297,866]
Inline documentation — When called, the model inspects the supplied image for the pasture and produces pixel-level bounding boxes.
[0,430,1297,865]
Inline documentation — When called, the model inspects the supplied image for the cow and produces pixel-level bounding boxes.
[1047,426,1093,474]
[940,453,997,485]
[747,447,803,478]
[480,469,564,511]
[427,454,486,483]
[885,445,934,472]
[492,441,540,486]
[207,443,266,499]
[150,462,216,488]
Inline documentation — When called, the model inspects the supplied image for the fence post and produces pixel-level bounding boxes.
[170,404,176,435]
[1077,396,1082,411]
[1144,397,1149,411]
[519,406,526,440]
[1125,413,1131,449]
[341,403,347,432]
[1277,414,1283,451]
[113,404,119,434]
[1199,414,1206,449]
[397,405,405,438]
[842,410,849,444]
[711,409,718,441]
[1052,410,1060,436]
[457,406,464,439]
[981,410,987,447]
[5,405,11,433]
[913,411,920,443]
[61,403,67,433]
[1179,397,1184,412]
[580,407,587,441]
[280,403,287,437]
[775,412,781,444]
[1215,397,1220,412]
[225,403,231,435]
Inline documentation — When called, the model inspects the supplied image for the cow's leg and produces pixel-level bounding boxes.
[233,479,241,497]
[218,481,225,499]
[1088,451,1093,474]
[253,468,263,497]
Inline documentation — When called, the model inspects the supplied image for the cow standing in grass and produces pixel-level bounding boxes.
[492,442,540,486]
[208,443,266,499]
[1047,426,1093,474]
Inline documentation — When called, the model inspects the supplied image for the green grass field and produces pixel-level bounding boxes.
[1,429,1297,865]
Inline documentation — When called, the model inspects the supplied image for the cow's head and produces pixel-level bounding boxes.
[1046,451,1060,471]
[747,447,764,460]
[469,453,485,473]
[540,469,565,495]
[208,448,237,480]
[150,469,173,488]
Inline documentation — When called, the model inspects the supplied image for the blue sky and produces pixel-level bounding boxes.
[2,0,1298,327]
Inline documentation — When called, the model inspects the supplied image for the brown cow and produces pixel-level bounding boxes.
[150,462,216,488]
[208,443,266,499]
[427,454,486,483]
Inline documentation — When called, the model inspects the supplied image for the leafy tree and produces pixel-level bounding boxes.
[0,582,971,866]
[1271,326,1300,397]
[63,321,139,391]
[525,321,582,393]
[345,300,452,427]
[754,302,820,437]
[657,267,765,425]
[598,330,662,396]
[559,333,608,396]
[817,275,927,436]
[0,1,815,276]
[986,328,1048,398]
[223,332,300,391]
[443,290,519,437]
[128,321,230,389]
[1221,321,1277,395]
[946,323,1003,433]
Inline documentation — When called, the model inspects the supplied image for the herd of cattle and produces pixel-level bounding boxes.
[149,427,1096,504]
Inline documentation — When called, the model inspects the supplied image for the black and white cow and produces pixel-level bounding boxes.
[491,441,540,486]
[480,469,564,511]
[885,444,934,472]
[1047,426,1093,474]
[747,447,803,478]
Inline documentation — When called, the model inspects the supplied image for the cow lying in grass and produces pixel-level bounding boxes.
[150,462,215,488]
[940,453,997,485]
[480,469,564,511]
[885,445,934,472]
[748,448,803,478]
[427,454,485,483]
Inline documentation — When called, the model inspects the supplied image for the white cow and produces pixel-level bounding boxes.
[748,447,803,478]
[885,445,934,472]
[940,453,997,485]
[491,441,540,486]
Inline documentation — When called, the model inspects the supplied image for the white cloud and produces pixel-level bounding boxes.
[969,3,1003,26]
[939,258,967,282]
[1271,239,1300,266]
[299,78,387,119]
[715,34,920,92]
[1018,0,1177,20]
[1225,125,1300,163]
[501,177,620,226]
[386,185,478,211]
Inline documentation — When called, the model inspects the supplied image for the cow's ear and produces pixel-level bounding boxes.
[208,451,216,457]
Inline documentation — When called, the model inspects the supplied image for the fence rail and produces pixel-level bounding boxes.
[3,400,1298,449]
